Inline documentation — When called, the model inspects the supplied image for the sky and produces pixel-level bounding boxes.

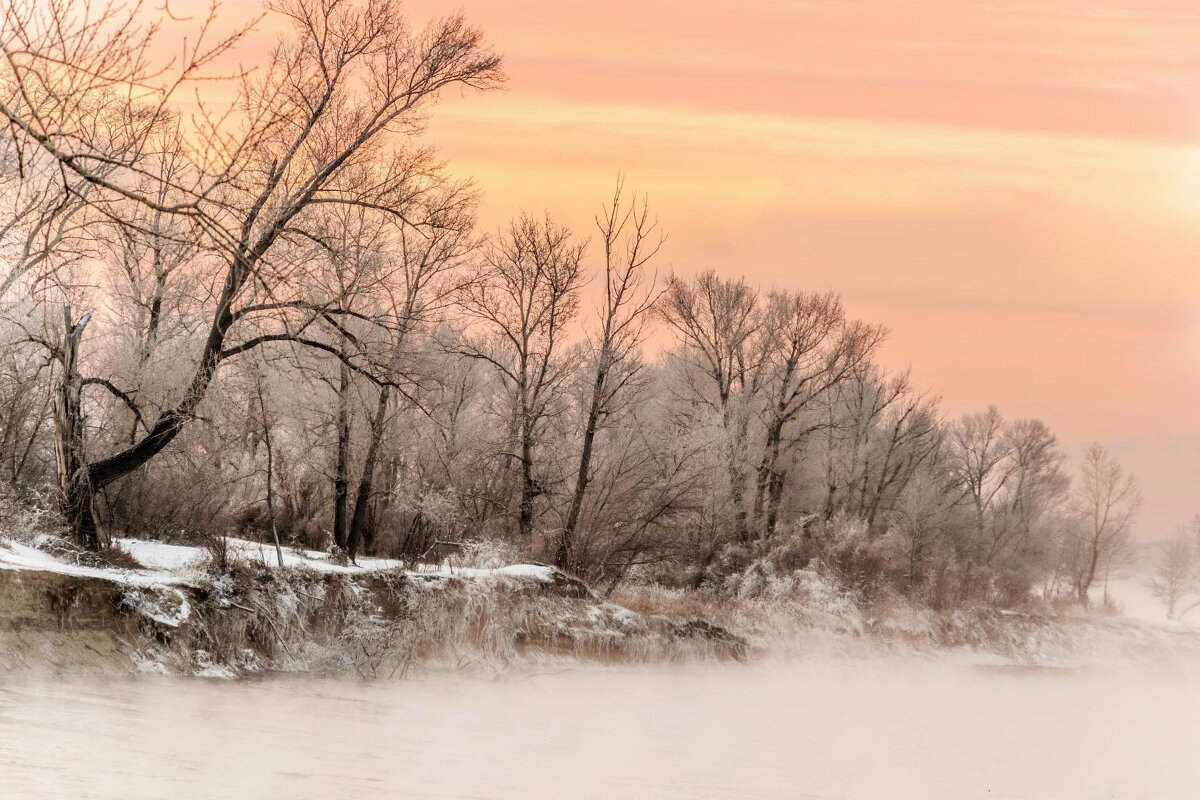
[220,0,1200,537]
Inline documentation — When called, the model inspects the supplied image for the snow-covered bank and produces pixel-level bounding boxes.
[0,534,744,677]
[5,532,1200,678]
[0,539,193,587]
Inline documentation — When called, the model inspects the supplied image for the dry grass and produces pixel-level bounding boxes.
[611,585,736,626]
[90,540,144,571]
[117,564,746,678]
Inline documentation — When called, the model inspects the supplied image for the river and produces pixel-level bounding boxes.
[1,658,1197,799]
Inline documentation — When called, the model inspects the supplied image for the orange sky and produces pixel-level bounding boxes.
[216,0,1200,537]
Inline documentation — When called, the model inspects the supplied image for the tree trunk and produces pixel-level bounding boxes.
[347,385,389,560]
[754,419,785,540]
[752,441,772,529]
[722,402,750,543]
[1078,538,1101,606]
[255,381,284,568]
[332,363,351,549]
[557,360,608,570]
[517,415,536,539]
[764,463,786,539]
[53,307,100,548]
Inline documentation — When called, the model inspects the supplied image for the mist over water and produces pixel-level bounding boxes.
[2,658,1196,799]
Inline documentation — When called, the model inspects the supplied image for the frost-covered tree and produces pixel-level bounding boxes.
[456,214,585,540]
[0,0,502,546]
[1070,444,1141,606]
[1147,519,1200,619]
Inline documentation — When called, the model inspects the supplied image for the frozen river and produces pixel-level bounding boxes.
[1,658,1197,799]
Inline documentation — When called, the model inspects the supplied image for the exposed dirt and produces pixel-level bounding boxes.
[0,570,142,674]
[0,562,747,677]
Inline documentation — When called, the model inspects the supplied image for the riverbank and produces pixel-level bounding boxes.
[3,532,1199,677]
[0,534,746,676]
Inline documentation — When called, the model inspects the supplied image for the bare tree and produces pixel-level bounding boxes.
[750,291,885,539]
[556,180,663,570]
[344,193,475,560]
[251,367,285,567]
[946,406,1015,556]
[990,418,1070,567]
[51,306,95,543]
[1147,519,1200,619]
[1,0,503,545]
[859,384,942,536]
[0,324,52,485]
[0,141,93,299]
[659,271,760,542]
[457,213,585,539]
[1072,443,1141,606]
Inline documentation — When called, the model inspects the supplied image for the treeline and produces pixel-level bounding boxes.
[0,0,1140,609]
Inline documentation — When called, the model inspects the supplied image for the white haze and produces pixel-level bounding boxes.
[2,659,1197,799]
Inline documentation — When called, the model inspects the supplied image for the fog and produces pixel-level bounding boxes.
[2,659,1197,799]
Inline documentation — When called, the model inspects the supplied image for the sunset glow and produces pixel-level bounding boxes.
[387,0,1200,537]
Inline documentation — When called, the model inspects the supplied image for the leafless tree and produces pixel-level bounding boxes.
[990,418,1069,567]
[556,180,663,570]
[859,384,942,536]
[457,213,585,540]
[1071,444,1141,606]
[1,0,503,545]
[1147,518,1200,619]
[343,194,475,560]
[0,142,93,299]
[659,270,760,542]
[750,291,885,539]
[0,325,52,485]
[251,366,285,567]
[946,406,1015,556]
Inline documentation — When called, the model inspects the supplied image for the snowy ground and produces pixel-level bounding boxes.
[0,534,557,586]
[1089,545,1199,628]
[0,539,192,587]
[1100,572,1171,623]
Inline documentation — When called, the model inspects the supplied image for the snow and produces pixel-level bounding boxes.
[413,563,557,582]
[0,535,560,590]
[1100,573,1171,623]
[116,539,207,572]
[121,586,192,628]
[118,536,417,575]
[0,540,192,588]
[1092,564,1200,630]
[225,540,408,573]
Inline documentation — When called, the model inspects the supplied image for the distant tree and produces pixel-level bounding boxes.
[250,366,285,567]
[989,418,1070,567]
[817,363,934,536]
[858,381,941,536]
[1072,444,1141,606]
[946,406,1015,556]
[1147,519,1200,619]
[344,194,475,560]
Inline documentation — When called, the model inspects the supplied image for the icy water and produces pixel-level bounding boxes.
[1,659,1197,799]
